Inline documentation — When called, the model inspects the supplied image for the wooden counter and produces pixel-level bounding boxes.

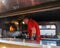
[0,42,37,48]
[0,38,60,48]
[0,38,40,48]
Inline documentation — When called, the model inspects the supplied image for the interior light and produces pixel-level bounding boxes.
[14,21,19,25]
[12,21,19,25]
[22,22,25,24]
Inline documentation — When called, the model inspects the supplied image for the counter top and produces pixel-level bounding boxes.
[0,38,40,47]
[0,38,60,48]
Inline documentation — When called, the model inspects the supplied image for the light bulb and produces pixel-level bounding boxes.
[22,22,25,24]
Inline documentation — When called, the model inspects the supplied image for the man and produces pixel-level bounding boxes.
[23,17,41,41]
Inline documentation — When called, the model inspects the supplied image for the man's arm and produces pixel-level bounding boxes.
[31,27,36,36]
